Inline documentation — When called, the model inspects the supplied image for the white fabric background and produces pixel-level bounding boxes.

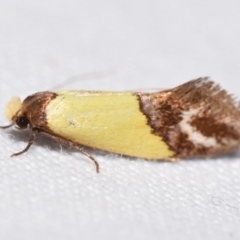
[0,1,240,239]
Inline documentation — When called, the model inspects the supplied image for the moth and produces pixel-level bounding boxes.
[1,77,240,172]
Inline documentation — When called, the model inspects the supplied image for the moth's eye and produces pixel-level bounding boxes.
[16,116,29,128]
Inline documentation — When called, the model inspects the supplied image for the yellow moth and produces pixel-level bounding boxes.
[1,77,240,172]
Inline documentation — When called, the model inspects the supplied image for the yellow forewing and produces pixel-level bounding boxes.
[45,91,174,159]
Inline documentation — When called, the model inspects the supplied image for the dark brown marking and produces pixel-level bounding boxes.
[15,91,58,130]
[68,120,76,126]
[138,77,240,158]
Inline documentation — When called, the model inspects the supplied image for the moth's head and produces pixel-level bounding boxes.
[5,97,30,129]
[2,92,58,130]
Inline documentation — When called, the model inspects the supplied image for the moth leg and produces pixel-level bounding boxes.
[70,144,100,173]
[11,130,36,157]
[39,131,100,173]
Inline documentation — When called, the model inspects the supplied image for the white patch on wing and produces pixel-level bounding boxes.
[179,108,218,147]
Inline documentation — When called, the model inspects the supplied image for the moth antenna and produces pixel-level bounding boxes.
[0,123,14,129]
[50,68,116,91]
